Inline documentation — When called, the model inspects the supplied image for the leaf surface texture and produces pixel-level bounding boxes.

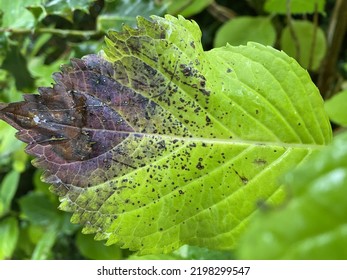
[0,16,331,254]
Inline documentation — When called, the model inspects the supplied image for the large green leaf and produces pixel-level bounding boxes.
[238,132,347,259]
[214,16,276,47]
[0,15,331,254]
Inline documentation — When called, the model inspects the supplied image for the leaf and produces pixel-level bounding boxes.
[237,132,347,259]
[0,0,39,29]
[174,245,234,260]
[0,33,8,66]
[0,170,20,217]
[131,244,235,260]
[19,192,60,226]
[264,0,325,14]
[27,0,97,22]
[214,16,276,47]
[280,20,327,71]
[0,122,24,168]
[31,223,59,260]
[96,0,167,32]
[2,44,35,91]
[0,15,332,254]
[324,90,347,126]
[167,0,213,17]
[0,217,19,259]
[28,55,69,88]
[76,231,123,260]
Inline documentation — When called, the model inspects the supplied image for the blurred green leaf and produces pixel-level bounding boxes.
[15,223,36,258]
[2,44,35,91]
[26,33,52,58]
[27,0,97,22]
[128,245,235,260]
[31,223,59,259]
[129,254,178,260]
[167,0,213,17]
[174,245,234,260]
[19,192,60,226]
[325,90,347,126]
[214,16,276,47]
[0,123,23,167]
[238,132,347,259]
[28,56,68,87]
[76,231,122,260]
[59,212,80,236]
[33,170,56,200]
[280,20,326,71]
[0,217,19,259]
[0,0,39,29]
[97,0,167,31]
[12,148,28,172]
[0,33,8,65]
[70,40,104,58]
[0,170,20,217]
[264,0,325,14]
[0,70,23,103]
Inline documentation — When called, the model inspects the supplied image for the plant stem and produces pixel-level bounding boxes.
[286,0,300,61]
[307,3,318,70]
[317,0,347,99]
[0,27,104,39]
[207,1,237,22]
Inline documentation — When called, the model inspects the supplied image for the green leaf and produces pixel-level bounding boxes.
[238,132,347,259]
[31,223,59,260]
[0,170,20,217]
[167,0,213,17]
[0,217,19,259]
[129,244,235,260]
[174,245,234,260]
[129,254,178,260]
[0,123,23,167]
[0,0,39,29]
[28,56,69,87]
[0,70,23,103]
[27,0,97,22]
[214,16,276,47]
[76,231,122,260]
[324,90,347,126]
[264,0,325,14]
[2,44,35,91]
[280,20,326,71]
[96,0,167,32]
[19,192,60,226]
[0,15,332,255]
[0,33,8,65]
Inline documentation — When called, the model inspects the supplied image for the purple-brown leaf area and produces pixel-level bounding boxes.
[0,54,184,192]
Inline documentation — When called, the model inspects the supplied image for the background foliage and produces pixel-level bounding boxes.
[0,0,346,259]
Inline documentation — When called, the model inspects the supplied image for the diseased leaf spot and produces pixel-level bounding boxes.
[196,161,204,170]
[254,159,267,165]
[234,169,249,185]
